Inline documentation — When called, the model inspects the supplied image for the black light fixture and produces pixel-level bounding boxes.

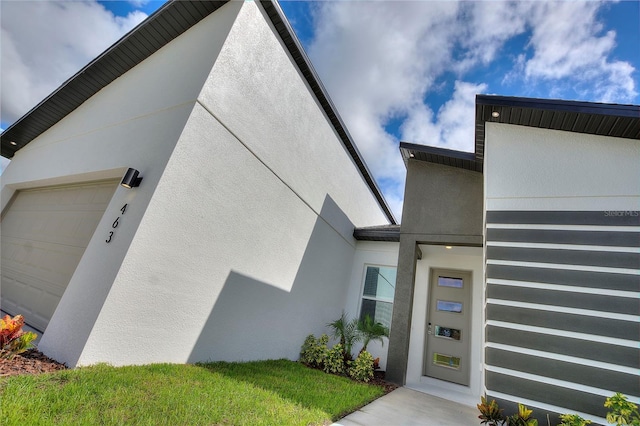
[121,168,143,189]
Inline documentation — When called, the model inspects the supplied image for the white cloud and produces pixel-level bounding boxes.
[0,1,147,124]
[303,0,636,221]
[522,1,637,103]
[402,81,487,152]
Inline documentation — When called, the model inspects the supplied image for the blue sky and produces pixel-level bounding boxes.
[2,0,638,218]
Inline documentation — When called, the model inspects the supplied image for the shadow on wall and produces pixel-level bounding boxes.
[188,195,356,363]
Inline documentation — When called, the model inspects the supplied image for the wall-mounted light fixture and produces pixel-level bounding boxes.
[491,111,500,118]
[121,168,143,189]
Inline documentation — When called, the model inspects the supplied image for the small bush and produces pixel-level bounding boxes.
[559,414,591,426]
[323,343,345,375]
[299,334,328,368]
[506,404,537,426]
[478,396,505,426]
[0,314,37,359]
[605,393,640,426]
[349,350,374,382]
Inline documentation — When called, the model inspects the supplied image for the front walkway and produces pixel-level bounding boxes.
[333,387,479,426]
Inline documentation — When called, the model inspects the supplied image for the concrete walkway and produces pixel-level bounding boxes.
[333,387,479,426]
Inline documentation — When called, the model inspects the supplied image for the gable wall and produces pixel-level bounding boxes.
[484,123,640,423]
[63,1,392,366]
[12,1,245,366]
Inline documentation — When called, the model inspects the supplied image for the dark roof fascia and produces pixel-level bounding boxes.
[399,141,482,173]
[1,1,230,158]
[257,0,396,224]
[475,95,640,163]
[1,0,396,225]
[353,225,401,242]
[476,94,640,118]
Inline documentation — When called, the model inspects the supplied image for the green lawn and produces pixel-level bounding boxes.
[0,359,385,425]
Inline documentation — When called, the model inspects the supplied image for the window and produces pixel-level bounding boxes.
[359,265,396,329]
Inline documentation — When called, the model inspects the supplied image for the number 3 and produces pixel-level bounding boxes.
[106,231,113,243]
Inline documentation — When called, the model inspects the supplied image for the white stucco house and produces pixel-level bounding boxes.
[0,0,397,368]
[1,1,638,425]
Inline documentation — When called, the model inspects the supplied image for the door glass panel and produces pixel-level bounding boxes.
[432,353,460,369]
[438,276,463,288]
[436,300,463,313]
[434,325,461,341]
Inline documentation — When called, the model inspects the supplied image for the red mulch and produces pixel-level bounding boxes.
[0,349,68,377]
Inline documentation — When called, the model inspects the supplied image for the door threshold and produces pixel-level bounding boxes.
[406,376,479,407]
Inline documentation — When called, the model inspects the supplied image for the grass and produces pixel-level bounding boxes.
[0,359,385,425]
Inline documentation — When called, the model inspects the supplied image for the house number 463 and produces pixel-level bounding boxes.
[106,204,128,243]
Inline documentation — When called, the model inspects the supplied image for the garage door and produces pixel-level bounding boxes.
[1,180,118,331]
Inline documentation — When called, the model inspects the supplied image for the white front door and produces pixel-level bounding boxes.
[424,268,472,386]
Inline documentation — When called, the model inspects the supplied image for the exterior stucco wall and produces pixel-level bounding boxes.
[485,123,640,211]
[6,2,243,367]
[406,245,483,406]
[22,1,391,367]
[197,1,389,232]
[344,240,400,371]
[387,159,483,386]
[484,123,640,423]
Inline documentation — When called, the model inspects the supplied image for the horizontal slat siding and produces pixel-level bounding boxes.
[486,265,640,292]
[486,372,608,418]
[486,305,638,339]
[486,348,639,396]
[486,210,640,226]
[487,285,638,315]
[487,228,640,247]
[485,210,639,420]
[487,246,639,269]
[486,325,639,368]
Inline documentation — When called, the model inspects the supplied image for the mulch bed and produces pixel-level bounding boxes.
[371,370,399,394]
[0,349,68,377]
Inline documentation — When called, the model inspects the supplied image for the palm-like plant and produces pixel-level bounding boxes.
[357,314,389,354]
[327,312,360,363]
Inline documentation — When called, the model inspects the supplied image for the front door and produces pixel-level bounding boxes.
[424,268,472,386]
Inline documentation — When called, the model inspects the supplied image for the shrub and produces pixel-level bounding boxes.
[506,404,538,426]
[323,343,345,375]
[605,393,640,426]
[0,314,37,359]
[559,414,591,426]
[349,350,374,382]
[299,334,328,368]
[478,396,505,426]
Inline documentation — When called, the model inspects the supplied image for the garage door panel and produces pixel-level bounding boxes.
[1,180,118,331]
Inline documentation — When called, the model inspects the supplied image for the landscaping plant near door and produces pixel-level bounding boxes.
[0,315,37,359]
[300,312,389,383]
[479,392,638,426]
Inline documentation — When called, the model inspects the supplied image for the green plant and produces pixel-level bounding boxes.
[327,312,360,364]
[0,314,37,359]
[299,334,328,368]
[605,393,640,426]
[559,413,592,426]
[348,350,374,382]
[478,396,505,426]
[323,343,345,375]
[506,404,538,426]
[357,314,389,354]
